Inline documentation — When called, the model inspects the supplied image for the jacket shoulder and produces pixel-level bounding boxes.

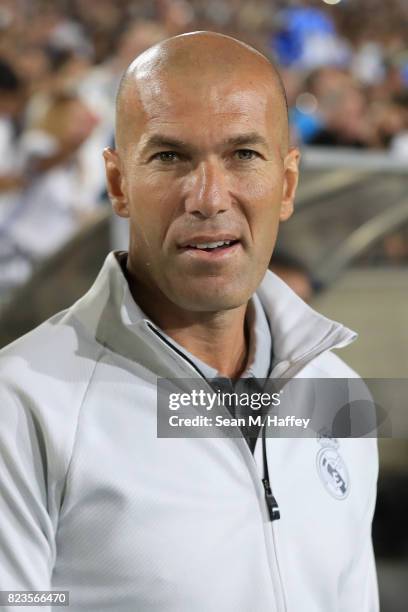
[0,308,102,379]
[0,309,104,485]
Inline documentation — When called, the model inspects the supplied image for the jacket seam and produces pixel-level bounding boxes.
[58,347,106,514]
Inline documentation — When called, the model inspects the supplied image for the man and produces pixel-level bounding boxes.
[0,32,378,611]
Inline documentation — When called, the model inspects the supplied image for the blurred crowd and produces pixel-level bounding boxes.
[0,0,407,295]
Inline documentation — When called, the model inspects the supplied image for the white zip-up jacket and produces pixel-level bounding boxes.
[0,252,379,612]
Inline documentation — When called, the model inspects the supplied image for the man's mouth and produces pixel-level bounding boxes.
[177,237,242,261]
[184,239,239,252]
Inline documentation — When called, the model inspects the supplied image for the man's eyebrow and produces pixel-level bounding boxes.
[220,132,269,149]
[141,135,190,153]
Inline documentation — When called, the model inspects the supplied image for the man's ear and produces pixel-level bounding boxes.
[280,147,301,222]
[103,147,129,218]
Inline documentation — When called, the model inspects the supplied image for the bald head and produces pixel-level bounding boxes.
[115,31,289,152]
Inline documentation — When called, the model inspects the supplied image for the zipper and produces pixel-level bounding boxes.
[262,412,280,521]
[262,478,280,521]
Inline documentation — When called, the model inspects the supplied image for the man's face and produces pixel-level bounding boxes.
[105,73,299,312]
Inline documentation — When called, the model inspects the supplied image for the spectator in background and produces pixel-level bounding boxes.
[0,92,99,294]
[306,67,373,148]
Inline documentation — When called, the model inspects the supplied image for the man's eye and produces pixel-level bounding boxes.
[235,149,259,161]
[153,151,180,163]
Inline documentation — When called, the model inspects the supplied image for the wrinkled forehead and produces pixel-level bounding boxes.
[117,67,288,153]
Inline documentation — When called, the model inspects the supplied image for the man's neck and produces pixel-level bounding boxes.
[123,261,249,379]
[159,308,249,380]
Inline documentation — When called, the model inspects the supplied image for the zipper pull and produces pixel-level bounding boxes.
[262,478,280,522]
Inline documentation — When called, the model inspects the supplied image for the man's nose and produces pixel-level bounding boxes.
[184,160,231,218]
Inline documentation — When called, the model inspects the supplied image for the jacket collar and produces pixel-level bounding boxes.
[72,251,356,375]
[256,269,356,375]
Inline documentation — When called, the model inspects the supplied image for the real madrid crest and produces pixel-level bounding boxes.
[316,432,350,500]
